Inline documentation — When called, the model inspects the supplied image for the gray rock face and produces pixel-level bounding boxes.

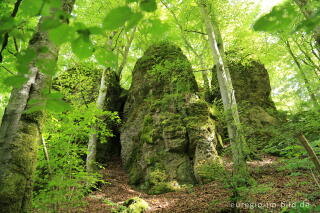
[120,42,222,193]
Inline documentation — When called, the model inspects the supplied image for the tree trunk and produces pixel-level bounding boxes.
[86,70,108,173]
[198,1,249,207]
[284,39,319,108]
[87,28,136,169]
[296,133,320,174]
[0,1,75,212]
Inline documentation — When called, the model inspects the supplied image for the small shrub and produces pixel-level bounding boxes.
[196,161,227,183]
[32,103,118,212]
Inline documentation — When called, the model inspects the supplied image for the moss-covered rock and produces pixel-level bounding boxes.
[117,197,149,213]
[121,42,222,192]
[228,61,280,151]
[228,61,276,109]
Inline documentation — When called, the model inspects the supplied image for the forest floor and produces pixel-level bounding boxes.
[78,156,320,213]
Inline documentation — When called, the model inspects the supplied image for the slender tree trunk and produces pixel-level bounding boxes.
[296,133,320,174]
[0,1,75,212]
[198,1,249,208]
[41,135,52,175]
[86,70,108,173]
[117,27,137,76]
[284,39,319,108]
[87,28,136,171]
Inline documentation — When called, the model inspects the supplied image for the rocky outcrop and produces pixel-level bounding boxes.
[120,42,222,194]
[229,61,279,150]
[229,61,276,110]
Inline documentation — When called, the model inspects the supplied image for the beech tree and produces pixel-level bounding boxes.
[198,0,249,206]
[0,0,75,212]
[86,27,136,172]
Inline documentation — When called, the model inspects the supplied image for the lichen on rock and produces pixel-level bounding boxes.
[121,42,222,193]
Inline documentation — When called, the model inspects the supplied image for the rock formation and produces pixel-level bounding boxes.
[120,42,222,193]
[229,61,279,150]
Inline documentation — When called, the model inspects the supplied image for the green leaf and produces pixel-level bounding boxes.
[0,16,16,32]
[46,92,71,113]
[140,0,157,12]
[20,0,43,16]
[47,92,64,99]
[24,105,45,114]
[26,92,71,113]
[3,75,27,88]
[40,17,62,31]
[41,1,64,16]
[71,36,94,59]
[88,26,103,35]
[16,49,37,74]
[103,6,133,30]
[94,48,118,68]
[36,58,57,75]
[142,19,169,39]
[48,24,75,45]
[126,12,143,30]
[253,2,298,33]
[47,0,62,8]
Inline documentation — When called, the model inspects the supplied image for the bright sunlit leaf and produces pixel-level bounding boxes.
[94,48,118,68]
[103,6,133,30]
[48,24,75,45]
[253,2,299,33]
[71,36,94,59]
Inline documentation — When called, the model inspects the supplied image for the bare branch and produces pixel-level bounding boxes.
[117,27,137,76]
[193,69,212,72]
[0,0,23,63]
[13,37,19,53]
[184,29,207,35]
[0,65,14,75]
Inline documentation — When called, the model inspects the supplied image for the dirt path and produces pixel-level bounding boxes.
[80,157,319,213]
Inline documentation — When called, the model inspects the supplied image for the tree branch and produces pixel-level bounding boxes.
[117,27,137,76]
[296,133,320,174]
[292,37,320,77]
[0,65,14,75]
[193,68,212,72]
[112,28,124,51]
[13,37,19,53]
[184,29,207,35]
[0,0,23,62]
